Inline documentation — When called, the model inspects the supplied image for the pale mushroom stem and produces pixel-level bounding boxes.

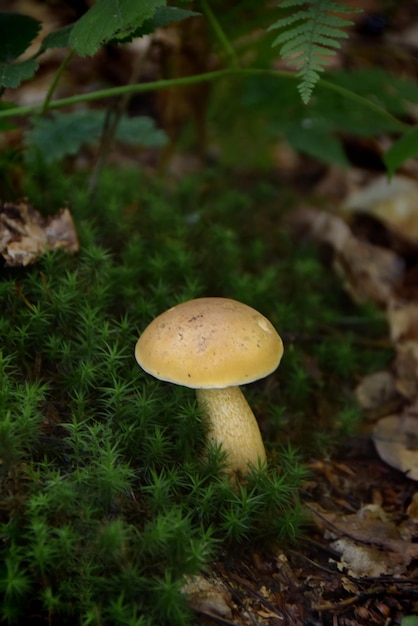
[196,386,267,475]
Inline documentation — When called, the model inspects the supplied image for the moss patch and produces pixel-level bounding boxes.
[0,166,390,624]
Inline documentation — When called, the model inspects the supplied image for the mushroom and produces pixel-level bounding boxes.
[135,297,284,475]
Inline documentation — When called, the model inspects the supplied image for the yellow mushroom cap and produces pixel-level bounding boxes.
[135,297,283,388]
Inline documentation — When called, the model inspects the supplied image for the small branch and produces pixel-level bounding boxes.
[200,0,239,67]
[40,50,75,116]
[318,76,407,132]
[88,40,151,198]
[0,67,409,134]
[0,69,233,118]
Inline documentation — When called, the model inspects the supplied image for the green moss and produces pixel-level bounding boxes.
[0,165,391,623]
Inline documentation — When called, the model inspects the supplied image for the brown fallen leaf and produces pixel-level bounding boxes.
[354,370,398,411]
[335,234,404,306]
[181,574,233,620]
[406,492,418,523]
[393,342,418,400]
[289,207,405,306]
[343,175,418,243]
[373,411,418,480]
[387,300,418,343]
[330,536,401,577]
[0,200,79,266]
[311,503,418,577]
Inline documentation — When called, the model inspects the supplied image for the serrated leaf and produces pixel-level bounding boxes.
[24,111,98,163]
[280,36,309,56]
[0,12,41,62]
[383,126,418,177]
[116,115,167,146]
[40,24,74,53]
[273,23,309,45]
[110,6,199,44]
[315,26,350,39]
[0,58,39,88]
[314,35,344,48]
[309,46,341,57]
[69,0,165,57]
[270,0,358,102]
[317,14,353,27]
[268,11,310,30]
[24,110,167,164]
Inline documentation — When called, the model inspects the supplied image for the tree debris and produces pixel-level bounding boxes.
[0,200,79,266]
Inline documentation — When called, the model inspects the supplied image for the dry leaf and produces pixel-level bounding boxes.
[343,175,418,242]
[354,370,398,411]
[335,235,404,305]
[330,536,401,577]
[406,492,418,523]
[312,503,418,577]
[181,574,233,619]
[373,412,418,480]
[289,207,404,305]
[288,208,351,252]
[290,184,418,479]
[387,300,418,343]
[394,342,418,400]
[0,200,79,266]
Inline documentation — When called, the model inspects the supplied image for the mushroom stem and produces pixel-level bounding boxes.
[196,386,267,475]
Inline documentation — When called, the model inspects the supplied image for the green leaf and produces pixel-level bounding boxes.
[24,110,167,164]
[287,122,349,167]
[401,618,418,626]
[384,126,418,177]
[40,24,74,53]
[0,12,41,62]
[326,68,418,121]
[0,58,39,88]
[269,0,358,103]
[110,6,199,44]
[69,0,166,57]
[116,115,168,147]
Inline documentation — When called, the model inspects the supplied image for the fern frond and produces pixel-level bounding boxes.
[269,0,358,103]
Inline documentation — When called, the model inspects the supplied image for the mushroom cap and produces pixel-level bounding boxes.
[135,297,283,388]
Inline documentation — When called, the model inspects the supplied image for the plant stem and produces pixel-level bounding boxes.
[200,0,239,67]
[0,67,408,133]
[40,50,75,116]
[1,69,231,118]
[88,40,151,198]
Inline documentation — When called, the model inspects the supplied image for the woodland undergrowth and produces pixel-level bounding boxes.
[0,164,392,625]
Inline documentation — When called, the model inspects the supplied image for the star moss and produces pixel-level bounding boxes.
[0,165,390,624]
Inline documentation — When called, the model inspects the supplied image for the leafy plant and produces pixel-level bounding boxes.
[269,0,356,103]
[384,125,418,177]
[1,1,418,171]
[68,0,166,57]
[0,13,41,89]
[24,110,167,164]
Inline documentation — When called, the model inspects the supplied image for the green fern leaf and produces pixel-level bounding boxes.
[269,0,358,103]
[24,110,167,164]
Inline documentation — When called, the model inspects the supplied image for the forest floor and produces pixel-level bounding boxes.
[196,442,418,625]
[3,2,418,624]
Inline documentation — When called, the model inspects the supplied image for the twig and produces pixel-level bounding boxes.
[0,68,408,134]
[200,0,239,67]
[40,50,75,116]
